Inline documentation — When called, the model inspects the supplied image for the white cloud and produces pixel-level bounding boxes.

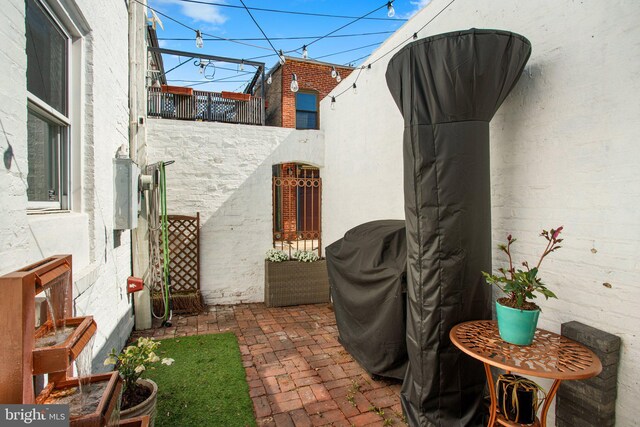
[180,2,227,25]
[400,0,432,19]
[153,0,227,25]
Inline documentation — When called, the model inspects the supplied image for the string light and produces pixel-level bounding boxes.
[329,0,457,113]
[169,0,408,22]
[279,50,286,65]
[239,60,245,71]
[267,74,272,85]
[387,1,395,18]
[330,96,336,110]
[331,66,337,79]
[336,72,342,83]
[413,32,418,40]
[302,45,308,59]
[290,73,299,92]
[195,30,204,48]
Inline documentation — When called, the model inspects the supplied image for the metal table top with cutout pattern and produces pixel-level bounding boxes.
[450,320,602,427]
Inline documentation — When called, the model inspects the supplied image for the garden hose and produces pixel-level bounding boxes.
[159,162,173,326]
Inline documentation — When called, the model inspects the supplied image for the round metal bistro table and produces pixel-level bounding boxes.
[450,320,602,427]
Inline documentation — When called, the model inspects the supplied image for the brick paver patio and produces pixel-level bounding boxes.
[132,303,405,426]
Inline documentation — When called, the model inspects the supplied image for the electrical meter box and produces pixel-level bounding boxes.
[113,158,140,230]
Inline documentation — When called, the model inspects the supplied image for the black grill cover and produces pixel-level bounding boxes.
[326,220,408,380]
[385,29,532,426]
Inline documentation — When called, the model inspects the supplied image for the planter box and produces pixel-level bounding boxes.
[161,85,193,96]
[32,316,98,375]
[36,371,122,427]
[264,260,330,307]
[119,416,150,427]
[221,91,251,101]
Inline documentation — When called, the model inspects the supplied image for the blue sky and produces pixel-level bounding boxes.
[147,0,430,92]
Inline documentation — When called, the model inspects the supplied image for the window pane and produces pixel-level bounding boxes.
[26,0,67,115]
[296,93,317,112]
[27,111,60,202]
[296,111,317,130]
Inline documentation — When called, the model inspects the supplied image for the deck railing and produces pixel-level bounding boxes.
[147,87,264,126]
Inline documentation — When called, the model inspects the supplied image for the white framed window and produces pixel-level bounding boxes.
[26,0,84,211]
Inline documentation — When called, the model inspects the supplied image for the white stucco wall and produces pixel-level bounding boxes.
[146,119,324,304]
[321,1,640,425]
[0,0,134,371]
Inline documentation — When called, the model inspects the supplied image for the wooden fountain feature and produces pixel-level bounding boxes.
[0,255,149,426]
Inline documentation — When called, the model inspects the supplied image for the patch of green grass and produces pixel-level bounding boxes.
[146,333,256,427]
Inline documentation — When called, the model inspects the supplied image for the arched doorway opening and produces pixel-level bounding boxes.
[272,163,321,257]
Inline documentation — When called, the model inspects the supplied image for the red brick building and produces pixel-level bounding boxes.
[252,57,354,129]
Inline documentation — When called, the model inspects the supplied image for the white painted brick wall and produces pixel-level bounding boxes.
[146,119,324,304]
[0,0,133,368]
[0,0,30,271]
[321,1,640,425]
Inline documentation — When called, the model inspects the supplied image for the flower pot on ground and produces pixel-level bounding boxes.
[104,337,174,427]
[483,226,563,345]
[119,379,157,426]
[264,249,330,307]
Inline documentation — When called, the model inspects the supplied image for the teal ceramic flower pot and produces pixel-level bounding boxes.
[495,301,540,345]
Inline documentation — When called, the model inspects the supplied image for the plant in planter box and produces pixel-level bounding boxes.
[293,250,319,263]
[265,248,289,262]
[482,226,563,345]
[104,337,174,424]
[264,249,329,307]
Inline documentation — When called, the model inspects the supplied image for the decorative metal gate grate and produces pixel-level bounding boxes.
[272,165,322,257]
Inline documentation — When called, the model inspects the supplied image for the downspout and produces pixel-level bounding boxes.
[128,0,152,329]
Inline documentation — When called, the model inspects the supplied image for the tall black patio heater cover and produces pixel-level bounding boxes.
[385,29,531,426]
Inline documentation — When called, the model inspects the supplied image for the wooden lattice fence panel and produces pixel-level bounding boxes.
[152,213,204,313]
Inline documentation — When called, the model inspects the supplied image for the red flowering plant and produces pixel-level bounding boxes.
[483,227,563,310]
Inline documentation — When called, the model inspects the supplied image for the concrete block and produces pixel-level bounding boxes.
[578,368,619,391]
[556,412,615,427]
[556,392,616,418]
[558,378,617,406]
[561,321,621,354]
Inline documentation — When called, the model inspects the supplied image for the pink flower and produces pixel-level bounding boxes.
[552,226,564,240]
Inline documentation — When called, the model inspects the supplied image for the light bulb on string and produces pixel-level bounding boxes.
[279,50,286,65]
[336,72,342,83]
[331,66,337,79]
[195,30,204,48]
[302,45,308,59]
[387,2,395,18]
[267,74,272,85]
[239,61,244,72]
[330,96,336,110]
[290,73,299,92]
[352,83,357,94]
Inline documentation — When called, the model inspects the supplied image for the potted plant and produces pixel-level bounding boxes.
[104,337,174,426]
[482,226,563,345]
[264,249,330,307]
